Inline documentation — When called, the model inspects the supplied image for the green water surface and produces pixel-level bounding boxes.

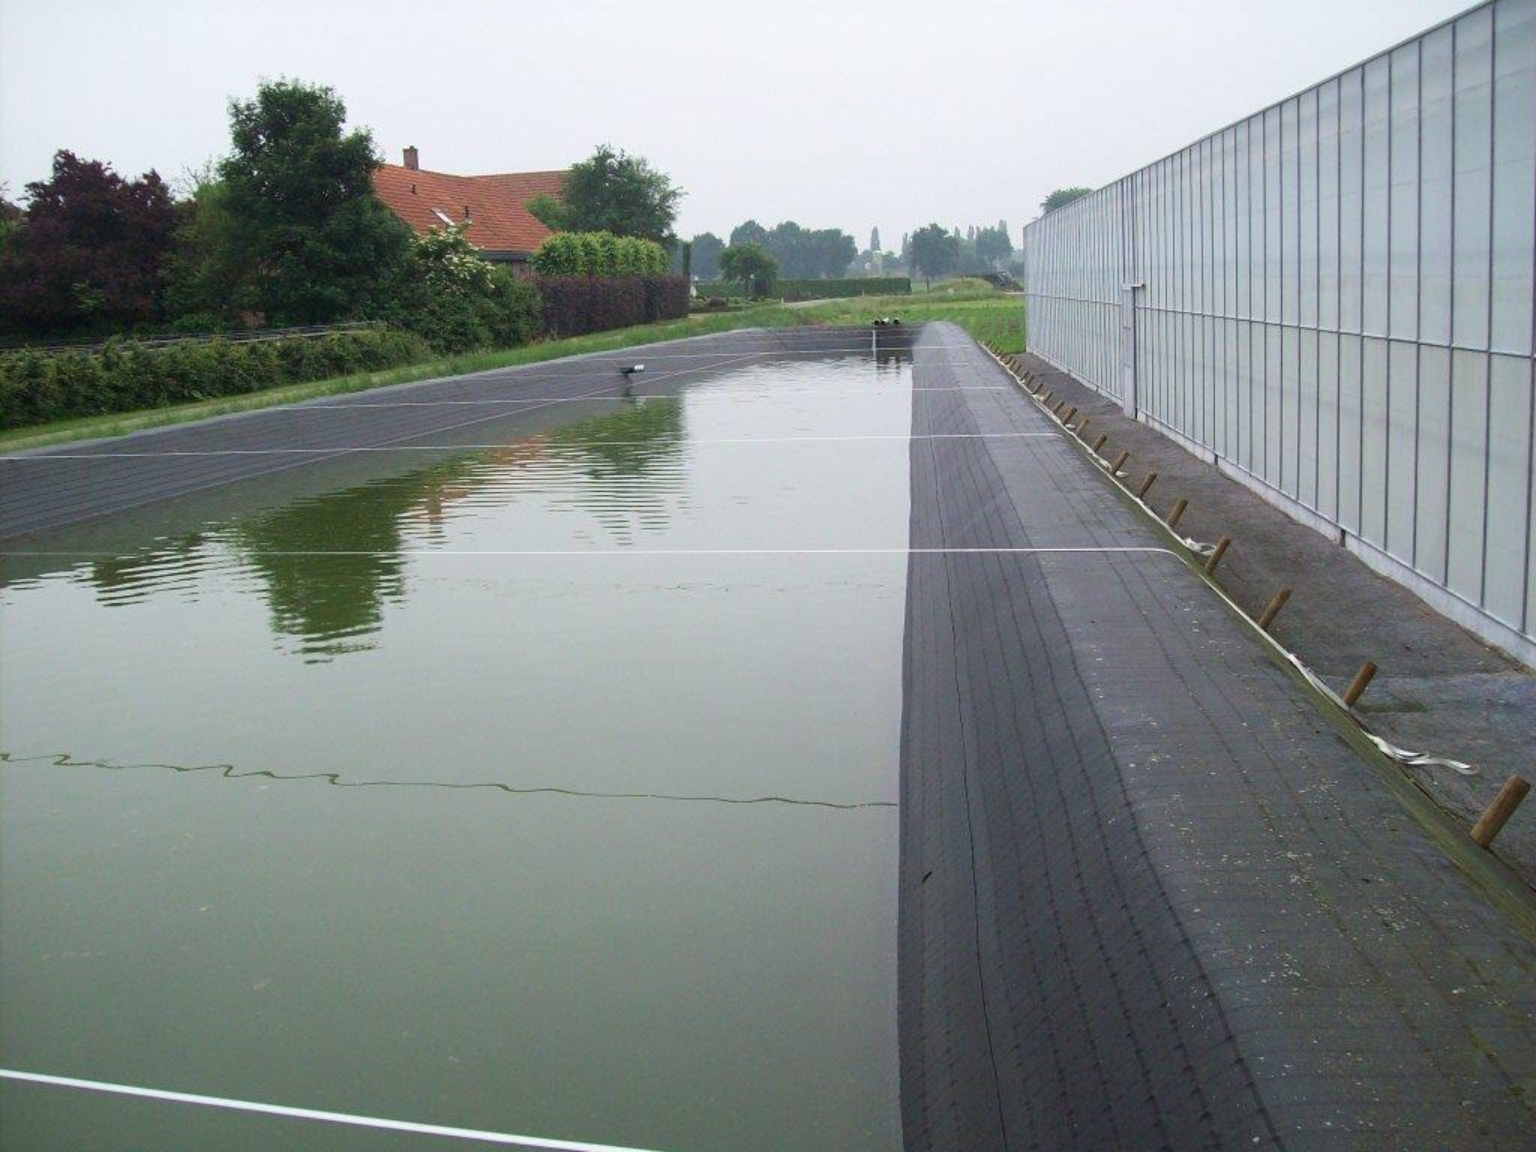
[0,353,911,1151]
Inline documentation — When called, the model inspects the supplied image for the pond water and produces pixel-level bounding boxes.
[0,353,912,1151]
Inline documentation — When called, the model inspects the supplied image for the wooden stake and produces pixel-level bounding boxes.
[1204,537,1232,574]
[1342,661,1378,708]
[1136,472,1158,498]
[1062,406,1077,426]
[1091,433,1109,454]
[1257,587,1292,631]
[1471,775,1531,848]
[1165,498,1188,528]
[1110,450,1130,473]
[1077,418,1091,439]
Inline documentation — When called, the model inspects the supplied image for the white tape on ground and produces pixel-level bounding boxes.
[0,1069,670,1151]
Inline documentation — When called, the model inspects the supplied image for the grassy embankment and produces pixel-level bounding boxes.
[800,281,1025,354]
[0,282,1024,451]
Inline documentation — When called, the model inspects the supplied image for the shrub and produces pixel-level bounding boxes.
[384,226,544,353]
[392,266,542,354]
[0,327,428,430]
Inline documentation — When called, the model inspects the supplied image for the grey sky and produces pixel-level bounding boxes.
[1,0,1468,247]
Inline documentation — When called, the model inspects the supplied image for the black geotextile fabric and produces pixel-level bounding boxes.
[897,325,1536,1151]
[0,325,913,540]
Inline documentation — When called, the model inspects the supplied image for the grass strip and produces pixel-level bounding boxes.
[802,291,1025,354]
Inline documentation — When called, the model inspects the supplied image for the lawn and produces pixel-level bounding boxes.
[0,287,1026,450]
[799,285,1026,354]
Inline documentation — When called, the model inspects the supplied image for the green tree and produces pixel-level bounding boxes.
[718,242,777,299]
[1040,186,1093,214]
[164,173,250,327]
[975,224,1013,269]
[956,237,983,274]
[216,78,411,324]
[525,193,569,232]
[688,232,723,280]
[729,219,769,248]
[806,228,856,278]
[908,223,959,288]
[533,144,682,244]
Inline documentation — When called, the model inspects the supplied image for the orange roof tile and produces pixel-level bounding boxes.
[373,163,566,256]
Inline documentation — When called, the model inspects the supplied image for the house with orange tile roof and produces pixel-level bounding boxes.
[372,147,566,266]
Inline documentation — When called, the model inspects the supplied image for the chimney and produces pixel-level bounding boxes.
[403,145,419,171]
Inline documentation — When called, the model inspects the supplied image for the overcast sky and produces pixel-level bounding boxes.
[1,0,1469,247]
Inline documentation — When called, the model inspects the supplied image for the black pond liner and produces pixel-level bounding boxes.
[896,324,1536,1151]
[0,325,917,542]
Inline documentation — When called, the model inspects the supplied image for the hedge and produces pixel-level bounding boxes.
[697,276,910,302]
[538,275,689,338]
[1,273,693,430]
[0,328,428,431]
[531,232,670,277]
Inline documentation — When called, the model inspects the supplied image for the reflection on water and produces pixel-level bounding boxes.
[71,398,687,661]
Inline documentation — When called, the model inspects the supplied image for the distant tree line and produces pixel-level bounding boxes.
[676,215,1018,297]
[670,220,856,283]
[728,221,857,281]
[898,221,1016,286]
[670,188,1089,296]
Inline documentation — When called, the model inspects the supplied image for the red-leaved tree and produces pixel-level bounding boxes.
[0,151,177,336]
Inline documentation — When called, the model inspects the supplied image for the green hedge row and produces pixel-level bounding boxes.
[698,276,911,302]
[0,328,429,431]
[531,232,670,277]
